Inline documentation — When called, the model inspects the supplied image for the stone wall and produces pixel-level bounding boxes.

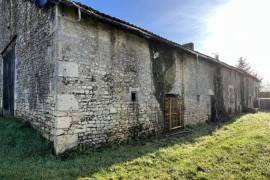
[53,5,162,154]
[0,0,260,154]
[259,92,270,98]
[221,68,259,114]
[0,0,57,140]
[183,55,216,124]
[259,98,270,111]
[221,68,242,114]
[249,77,259,108]
[53,4,260,153]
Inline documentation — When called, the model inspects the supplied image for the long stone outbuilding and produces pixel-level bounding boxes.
[0,0,260,154]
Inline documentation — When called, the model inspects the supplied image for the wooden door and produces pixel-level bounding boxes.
[164,95,183,131]
[2,47,15,117]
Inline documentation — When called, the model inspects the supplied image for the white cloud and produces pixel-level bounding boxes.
[200,0,270,82]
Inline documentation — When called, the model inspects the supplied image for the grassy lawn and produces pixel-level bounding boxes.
[1,113,270,180]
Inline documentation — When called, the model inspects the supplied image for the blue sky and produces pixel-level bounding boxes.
[77,0,225,49]
[77,0,270,85]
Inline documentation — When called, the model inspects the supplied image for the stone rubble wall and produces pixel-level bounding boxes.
[259,98,270,111]
[53,5,162,153]
[0,1,261,154]
[259,92,270,98]
[222,68,259,113]
[221,68,243,114]
[0,0,57,141]
[183,54,216,124]
[53,5,260,153]
[245,76,259,108]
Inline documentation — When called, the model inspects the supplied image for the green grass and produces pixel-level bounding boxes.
[1,113,270,180]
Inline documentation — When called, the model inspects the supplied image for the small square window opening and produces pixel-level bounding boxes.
[131,92,137,102]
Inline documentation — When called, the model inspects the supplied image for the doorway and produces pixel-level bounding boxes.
[210,95,217,122]
[2,46,15,116]
[164,94,183,132]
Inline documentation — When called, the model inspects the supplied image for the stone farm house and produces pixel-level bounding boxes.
[0,0,260,154]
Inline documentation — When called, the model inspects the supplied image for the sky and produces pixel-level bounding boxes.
[77,0,270,84]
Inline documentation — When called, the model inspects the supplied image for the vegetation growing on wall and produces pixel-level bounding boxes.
[240,75,246,111]
[150,42,176,110]
[213,66,226,121]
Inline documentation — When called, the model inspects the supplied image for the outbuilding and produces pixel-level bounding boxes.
[0,0,260,154]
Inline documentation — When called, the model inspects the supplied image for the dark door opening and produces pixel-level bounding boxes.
[210,95,217,122]
[2,47,15,117]
[234,89,238,113]
[164,94,183,132]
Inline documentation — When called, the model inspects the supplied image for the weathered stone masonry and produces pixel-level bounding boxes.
[0,0,57,141]
[0,0,260,154]
[54,5,162,152]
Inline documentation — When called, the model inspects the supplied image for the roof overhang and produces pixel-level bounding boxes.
[45,0,260,82]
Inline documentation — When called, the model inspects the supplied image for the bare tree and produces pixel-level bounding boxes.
[236,57,262,81]
[236,57,252,73]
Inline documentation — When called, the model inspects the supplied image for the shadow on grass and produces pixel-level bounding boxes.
[0,114,244,179]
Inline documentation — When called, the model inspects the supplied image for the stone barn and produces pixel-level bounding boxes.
[0,0,260,154]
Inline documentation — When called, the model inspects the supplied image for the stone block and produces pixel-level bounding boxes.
[55,116,72,129]
[56,94,79,111]
[54,134,78,155]
[58,61,79,77]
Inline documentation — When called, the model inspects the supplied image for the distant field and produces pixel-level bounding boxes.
[1,113,270,180]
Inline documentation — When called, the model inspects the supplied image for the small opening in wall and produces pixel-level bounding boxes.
[197,95,200,102]
[131,91,137,102]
